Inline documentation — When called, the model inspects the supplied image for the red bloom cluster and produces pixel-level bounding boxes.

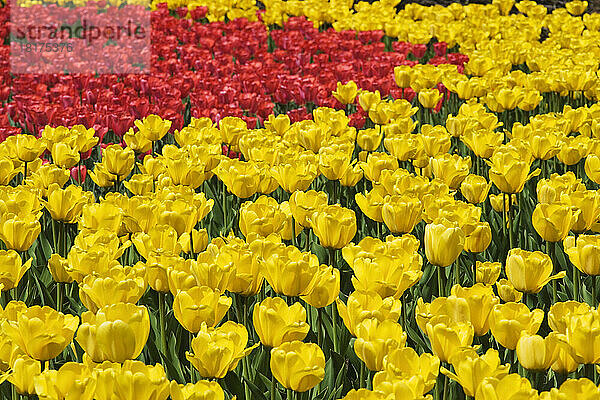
[0,4,467,143]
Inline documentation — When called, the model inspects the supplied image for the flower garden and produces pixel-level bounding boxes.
[1,0,600,399]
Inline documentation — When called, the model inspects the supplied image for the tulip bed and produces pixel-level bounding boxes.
[2,0,600,399]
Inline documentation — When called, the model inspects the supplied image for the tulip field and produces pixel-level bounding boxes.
[4,0,600,398]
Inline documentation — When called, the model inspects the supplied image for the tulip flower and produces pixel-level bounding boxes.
[270,160,319,193]
[102,144,135,178]
[489,303,544,350]
[464,221,492,253]
[460,174,492,204]
[76,303,150,363]
[308,205,357,249]
[585,154,600,184]
[337,290,403,336]
[89,163,118,188]
[351,254,423,299]
[52,142,81,169]
[425,315,474,363]
[475,261,502,285]
[381,194,423,234]
[0,213,41,252]
[13,134,45,163]
[318,145,354,181]
[301,264,340,308]
[270,341,325,392]
[78,265,147,313]
[431,154,471,190]
[380,347,439,393]
[565,235,600,276]
[186,321,257,379]
[123,173,154,195]
[169,380,225,400]
[495,279,523,303]
[134,114,171,142]
[418,88,443,109]
[506,248,566,293]
[261,244,319,297]
[489,193,517,213]
[215,158,261,198]
[357,127,383,152]
[532,203,579,242]
[564,310,600,364]
[461,129,504,159]
[0,250,32,291]
[516,332,561,371]
[355,185,386,223]
[565,0,588,15]
[33,362,96,400]
[47,253,72,284]
[239,196,286,238]
[253,297,310,348]
[173,286,232,333]
[360,152,399,182]
[441,348,509,397]
[289,190,329,228]
[451,284,500,336]
[8,356,40,395]
[124,128,152,154]
[487,145,539,194]
[264,114,291,135]
[475,373,537,400]
[2,303,79,361]
[424,218,465,267]
[94,360,170,400]
[332,81,358,105]
[41,183,93,223]
[341,389,387,400]
[354,319,407,371]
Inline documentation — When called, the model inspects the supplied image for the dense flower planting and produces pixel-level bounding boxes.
[2,0,600,400]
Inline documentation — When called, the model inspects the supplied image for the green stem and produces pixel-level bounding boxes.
[287,388,293,400]
[222,181,228,234]
[442,373,448,400]
[56,282,63,313]
[508,195,514,251]
[437,266,444,298]
[271,369,277,400]
[189,331,197,383]
[573,265,580,302]
[360,360,366,388]
[158,292,167,354]
[454,260,459,287]
[328,248,339,354]
[593,276,598,309]
[317,308,323,347]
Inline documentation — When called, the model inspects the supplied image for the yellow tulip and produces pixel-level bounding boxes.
[425,315,474,363]
[337,290,402,337]
[418,88,443,109]
[94,360,170,400]
[2,303,79,361]
[565,0,588,15]
[270,340,325,392]
[187,321,257,379]
[169,380,225,400]
[354,319,407,371]
[506,248,566,293]
[101,144,135,178]
[173,286,232,333]
[239,196,286,238]
[351,254,422,299]
[0,214,41,252]
[0,250,32,291]
[134,114,171,142]
[301,265,340,308]
[264,114,291,135]
[380,347,439,393]
[431,154,471,190]
[357,127,383,152]
[516,332,561,371]
[460,174,492,204]
[565,235,600,276]
[270,160,319,193]
[464,221,492,253]
[47,253,72,283]
[79,264,146,313]
[41,183,93,223]
[76,303,149,363]
[475,261,502,285]
[253,297,310,348]
[489,303,544,350]
[441,348,509,398]
[381,194,422,234]
[289,190,328,228]
[261,244,319,297]
[33,362,96,400]
[215,159,261,198]
[564,310,600,364]
[487,146,539,194]
[451,284,500,336]
[309,205,357,249]
[51,142,80,169]
[532,203,579,242]
[475,373,537,400]
[424,218,465,267]
[14,135,45,163]
[495,279,523,303]
[9,356,40,395]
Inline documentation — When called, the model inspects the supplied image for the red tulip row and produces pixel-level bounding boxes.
[0,4,467,146]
